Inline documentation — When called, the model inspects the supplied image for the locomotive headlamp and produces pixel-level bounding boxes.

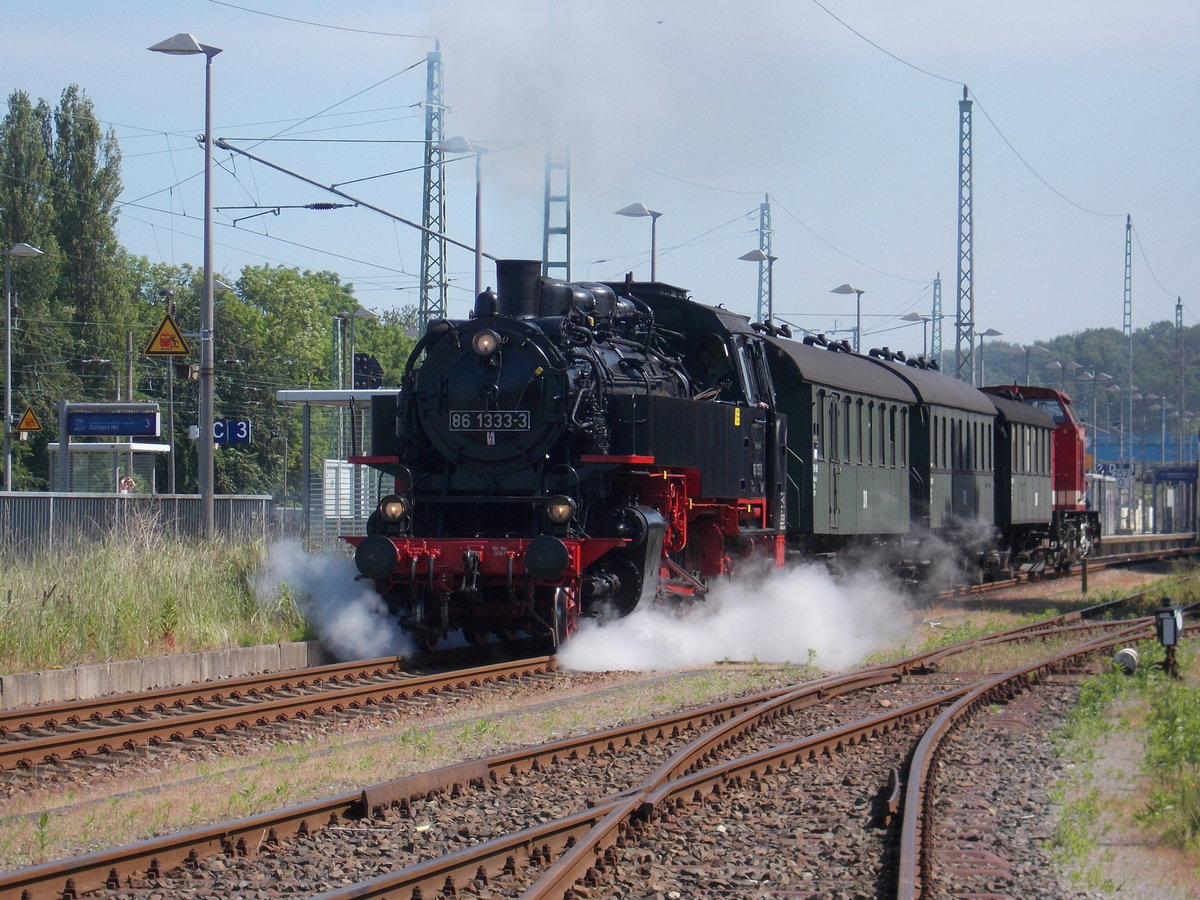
[472,328,501,356]
[378,494,409,522]
[546,495,578,524]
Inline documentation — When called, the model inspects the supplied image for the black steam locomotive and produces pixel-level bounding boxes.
[345,260,1097,648]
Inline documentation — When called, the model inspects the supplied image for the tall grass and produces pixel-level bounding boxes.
[1136,647,1200,850]
[1055,640,1200,863]
[0,512,310,675]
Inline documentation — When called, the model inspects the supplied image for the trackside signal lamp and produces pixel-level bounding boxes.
[546,495,577,524]
[379,494,409,522]
[472,329,501,356]
[1155,599,1184,679]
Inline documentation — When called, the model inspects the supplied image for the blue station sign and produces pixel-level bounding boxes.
[214,419,252,444]
[67,410,161,437]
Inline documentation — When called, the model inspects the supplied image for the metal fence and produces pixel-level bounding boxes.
[0,493,279,552]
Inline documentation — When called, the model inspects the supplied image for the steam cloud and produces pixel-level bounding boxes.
[558,562,911,673]
[255,539,415,662]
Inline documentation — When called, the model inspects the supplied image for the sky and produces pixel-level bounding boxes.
[3,0,1197,353]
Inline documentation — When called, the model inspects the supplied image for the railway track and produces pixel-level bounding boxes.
[0,562,1150,781]
[2,605,1187,900]
[940,535,1196,599]
[0,655,558,778]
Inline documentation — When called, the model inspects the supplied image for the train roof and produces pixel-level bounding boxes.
[608,280,760,338]
[764,336,918,402]
[986,391,1057,429]
[864,357,998,414]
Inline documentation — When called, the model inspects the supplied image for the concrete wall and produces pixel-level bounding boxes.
[0,640,334,709]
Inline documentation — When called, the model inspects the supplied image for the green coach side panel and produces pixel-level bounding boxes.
[764,338,916,542]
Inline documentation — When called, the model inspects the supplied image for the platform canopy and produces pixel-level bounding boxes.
[275,389,396,409]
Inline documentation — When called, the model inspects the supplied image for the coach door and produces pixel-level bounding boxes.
[828,394,842,531]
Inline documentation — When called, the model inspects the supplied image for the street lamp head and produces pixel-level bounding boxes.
[6,243,44,259]
[616,203,662,220]
[901,312,929,323]
[433,135,476,154]
[352,306,379,321]
[213,278,235,293]
[738,249,776,264]
[981,328,1002,338]
[830,283,863,297]
[149,33,222,58]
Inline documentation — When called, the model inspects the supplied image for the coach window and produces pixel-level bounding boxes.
[813,394,823,459]
[828,396,839,461]
[856,399,864,464]
[865,401,874,465]
[877,403,885,465]
[842,397,852,463]
[887,406,896,467]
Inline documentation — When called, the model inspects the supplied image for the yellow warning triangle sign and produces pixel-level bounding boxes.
[145,313,192,357]
[16,406,42,432]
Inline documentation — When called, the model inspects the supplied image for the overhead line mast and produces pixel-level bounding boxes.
[753,195,773,323]
[542,144,571,281]
[419,43,447,330]
[1123,213,1132,463]
[954,86,974,384]
[931,272,942,369]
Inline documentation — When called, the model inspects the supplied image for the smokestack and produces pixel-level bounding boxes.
[495,259,542,318]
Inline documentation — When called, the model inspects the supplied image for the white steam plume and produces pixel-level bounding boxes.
[254,539,415,662]
[558,562,910,673]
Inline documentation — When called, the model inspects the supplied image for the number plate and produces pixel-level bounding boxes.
[449,410,530,431]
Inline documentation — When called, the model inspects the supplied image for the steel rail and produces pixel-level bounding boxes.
[895,622,1153,899]
[0,665,906,898]
[4,610,1175,898]
[314,675,961,900]
[519,687,967,899]
[0,656,409,736]
[0,657,555,771]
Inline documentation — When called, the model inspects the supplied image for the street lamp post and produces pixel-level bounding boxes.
[1081,369,1112,468]
[4,242,45,491]
[158,288,179,494]
[434,137,483,299]
[977,327,1002,386]
[901,312,930,359]
[1105,382,1123,462]
[1023,344,1049,385]
[830,283,865,352]
[738,249,777,322]
[616,203,663,282]
[150,32,222,538]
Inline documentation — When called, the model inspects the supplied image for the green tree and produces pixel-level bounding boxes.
[49,85,125,337]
